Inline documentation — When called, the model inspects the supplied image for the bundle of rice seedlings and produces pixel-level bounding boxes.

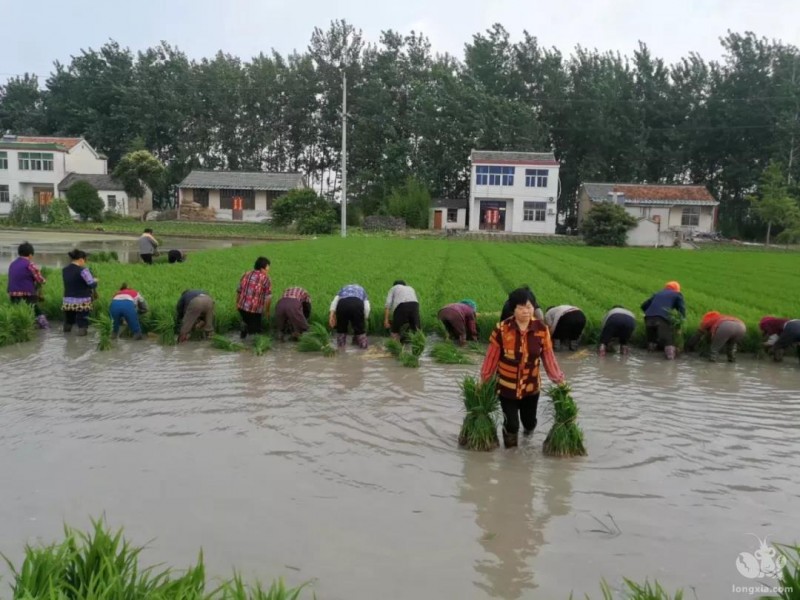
[458,375,500,451]
[431,342,473,365]
[90,313,114,351]
[297,322,336,356]
[399,351,420,368]
[384,337,403,357]
[211,334,245,352]
[251,334,272,356]
[0,303,36,347]
[542,382,587,457]
[409,329,427,357]
[154,311,177,346]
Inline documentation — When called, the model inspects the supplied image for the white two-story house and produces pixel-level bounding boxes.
[0,134,114,216]
[468,150,560,234]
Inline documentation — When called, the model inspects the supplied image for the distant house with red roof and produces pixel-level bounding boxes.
[577,182,719,247]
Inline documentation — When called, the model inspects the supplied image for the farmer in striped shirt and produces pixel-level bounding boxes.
[275,287,311,341]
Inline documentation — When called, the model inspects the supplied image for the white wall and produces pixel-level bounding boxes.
[666,205,715,232]
[468,162,559,233]
[431,208,466,229]
[65,142,107,174]
[626,219,660,246]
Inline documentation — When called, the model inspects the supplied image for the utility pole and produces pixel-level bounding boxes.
[340,69,347,237]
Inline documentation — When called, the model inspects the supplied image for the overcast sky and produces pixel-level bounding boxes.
[3,0,799,80]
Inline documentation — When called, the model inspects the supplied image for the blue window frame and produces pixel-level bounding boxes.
[525,169,549,188]
[476,165,514,186]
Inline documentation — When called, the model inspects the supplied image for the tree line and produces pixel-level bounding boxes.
[1,21,799,238]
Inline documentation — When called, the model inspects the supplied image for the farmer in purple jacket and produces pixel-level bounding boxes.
[438,300,479,345]
[6,242,49,329]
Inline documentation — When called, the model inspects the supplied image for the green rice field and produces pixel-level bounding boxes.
[1,238,797,351]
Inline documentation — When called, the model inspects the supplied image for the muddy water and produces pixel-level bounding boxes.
[0,230,252,273]
[0,336,798,600]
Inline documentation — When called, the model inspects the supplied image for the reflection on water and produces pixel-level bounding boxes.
[0,334,799,599]
[0,230,251,274]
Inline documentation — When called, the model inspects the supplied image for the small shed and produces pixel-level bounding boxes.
[431,198,468,230]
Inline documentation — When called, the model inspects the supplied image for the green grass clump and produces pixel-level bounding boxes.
[543,383,587,457]
[251,334,272,356]
[399,351,420,368]
[90,250,119,263]
[153,311,177,346]
[212,334,245,352]
[297,322,335,356]
[409,329,427,357]
[431,342,473,364]
[3,518,310,600]
[90,313,114,351]
[384,337,403,357]
[578,578,683,599]
[0,302,37,347]
[458,375,500,451]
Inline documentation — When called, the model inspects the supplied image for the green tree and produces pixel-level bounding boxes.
[386,177,431,229]
[271,188,337,234]
[581,202,638,246]
[65,181,104,221]
[112,150,165,207]
[748,162,800,245]
[0,74,44,134]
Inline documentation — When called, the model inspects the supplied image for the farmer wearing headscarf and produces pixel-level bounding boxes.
[641,281,686,360]
[760,316,800,363]
[685,311,746,362]
[438,299,478,345]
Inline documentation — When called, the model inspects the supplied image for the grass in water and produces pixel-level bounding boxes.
[297,322,336,356]
[153,310,177,346]
[212,334,245,352]
[431,342,473,365]
[399,351,420,368]
[90,313,114,351]
[543,382,587,457]
[458,375,500,451]
[409,329,427,357]
[384,337,403,357]
[252,334,272,356]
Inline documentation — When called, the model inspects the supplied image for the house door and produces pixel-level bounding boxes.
[232,196,243,221]
[433,210,443,229]
[33,187,54,213]
[479,200,507,231]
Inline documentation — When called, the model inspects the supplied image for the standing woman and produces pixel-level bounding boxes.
[236,256,272,339]
[62,249,98,336]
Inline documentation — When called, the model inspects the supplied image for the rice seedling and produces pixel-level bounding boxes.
[251,334,272,356]
[543,382,587,457]
[399,351,420,368]
[384,337,403,357]
[409,329,427,357]
[577,578,684,599]
[767,543,800,600]
[217,573,309,600]
[212,334,245,352]
[90,312,114,351]
[297,322,336,356]
[90,250,119,263]
[0,302,37,347]
[458,375,500,451]
[431,342,473,365]
[154,310,177,346]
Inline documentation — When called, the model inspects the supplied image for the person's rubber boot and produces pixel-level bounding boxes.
[63,323,72,333]
[553,339,562,352]
[76,327,88,337]
[772,347,784,362]
[355,333,369,349]
[727,344,737,363]
[621,345,630,356]
[336,333,347,349]
[647,342,657,352]
[598,344,607,357]
[503,428,518,449]
[133,332,143,341]
[522,427,535,437]
[568,339,578,351]
[35,314,49,329]
[708,349,719,363]
[664,345,676,360]
[111,331,119,340]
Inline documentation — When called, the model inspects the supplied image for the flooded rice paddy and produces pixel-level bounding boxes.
[0,333,798,599]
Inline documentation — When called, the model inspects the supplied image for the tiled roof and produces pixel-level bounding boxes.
[470,150,557,164]
[16,136,83,150]
[58,173,126,192]
[432,198,468,209]
[582,182,717,205]
[178,170,305,191]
